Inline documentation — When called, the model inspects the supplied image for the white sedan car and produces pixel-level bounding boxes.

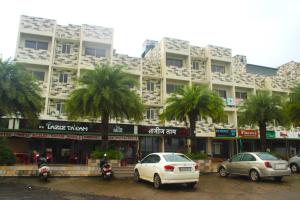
[133,152,199,189]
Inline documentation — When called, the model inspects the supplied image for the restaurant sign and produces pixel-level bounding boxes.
[238,129,259,138]
[138,126,189,137]
[19,120,134,134]
[266,130,300,139]
[215,129,236,138]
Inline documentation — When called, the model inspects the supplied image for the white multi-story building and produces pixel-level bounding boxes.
[1,15,300,163]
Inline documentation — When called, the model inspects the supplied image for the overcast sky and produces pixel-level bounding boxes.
[0,0,299,67]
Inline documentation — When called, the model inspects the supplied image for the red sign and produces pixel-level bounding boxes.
[238,130,259,138]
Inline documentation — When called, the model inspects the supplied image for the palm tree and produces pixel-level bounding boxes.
[286,84,300,126]
[65,64,144,149]
[239,91,287,151]
[160,84,224,152]
[0,59,43,122]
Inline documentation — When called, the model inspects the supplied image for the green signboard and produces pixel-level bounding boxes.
[266,130,275,139]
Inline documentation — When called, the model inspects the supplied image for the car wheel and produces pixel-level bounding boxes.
[249,170,260,182]
[134,170,140,182]
[290,163,299,173]
[219,167,228,177]
[186,182,197,189]
[153,174,161,189]
[274,176,283,182]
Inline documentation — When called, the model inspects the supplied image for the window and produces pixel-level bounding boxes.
[146,109,156,119]
[146,81,155,91]
[56,103,65,115]
[166,58,183,68]
[214,89,227,98]
[141,155,161,163]
[192,61,199,70]
[211,64,225,73]
[32,71,45,81]
[59,73,68,83]
[231,154,243,162]
[166,84,182,94]
[25,40,48,50]
[85,47,106,58]
[235,91,247,99]
[255,153,279,160]
[242,154,256,161]
[163,154,191,162]
[62,44,71,54]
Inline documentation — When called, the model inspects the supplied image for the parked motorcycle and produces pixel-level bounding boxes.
[37,154,50,181]
[100,154,113,179]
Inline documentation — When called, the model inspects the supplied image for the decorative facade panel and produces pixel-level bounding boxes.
[142,45,161,76]
[82,24,113,43]
[207,45,232,61]
[212,72,233,83]
[112,54,141,73]
[164,37,189,54]
[20,15,55,34]
[142,79,161,105]
[55,25,81,40]
[16,47,51,64]
[80,55,109,67]
[49,69,77,98]
[54,41,79,66]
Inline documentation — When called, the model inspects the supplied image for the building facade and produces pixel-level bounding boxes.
[1,15,300,163]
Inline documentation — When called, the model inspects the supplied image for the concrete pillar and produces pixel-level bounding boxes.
[161,137,165,152]
[207,138,213,156]
[187,138,191,153]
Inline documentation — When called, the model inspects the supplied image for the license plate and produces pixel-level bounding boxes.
[275,164,286,170]
[43,173,48,176]
[106,172,111,175]
[179,167,191,172]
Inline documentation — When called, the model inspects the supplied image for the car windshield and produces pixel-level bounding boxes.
[163,154,191,162]
[256,153,279,160]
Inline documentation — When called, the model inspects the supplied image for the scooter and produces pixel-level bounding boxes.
[37,154,50,181]
[100,154,113,179]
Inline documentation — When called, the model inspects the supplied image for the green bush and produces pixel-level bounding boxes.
[186,152,208,160]
[90,149,122,160]
[0,138,16,165]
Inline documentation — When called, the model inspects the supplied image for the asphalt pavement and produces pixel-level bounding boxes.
[1,173,300,200]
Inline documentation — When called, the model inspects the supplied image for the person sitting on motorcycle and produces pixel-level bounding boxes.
[100,153,108,168]
[37,153,47,168]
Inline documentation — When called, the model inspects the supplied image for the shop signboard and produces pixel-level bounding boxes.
[138,126,189,137]
[215,129,236,138]
[266,131,276,139]
[19,119,134,134]
[238,129,259,138]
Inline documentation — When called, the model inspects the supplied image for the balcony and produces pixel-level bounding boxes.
[20,15,55,36]
[82,24,113,44]
[207,45,232,62]
[16,47,51,65]
[112,54,141,75]
[234,74,255,87]
[212,72,233,84]
[55,25,81,41]
[80,55,109,68]
[164,38,189,55]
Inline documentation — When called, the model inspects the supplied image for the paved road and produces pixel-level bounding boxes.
[1,173,300,200]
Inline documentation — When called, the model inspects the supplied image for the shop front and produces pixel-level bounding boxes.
[238,129,260,152]
[213,129,237,159]
[1,119,138,164]
[137,125,189,158]
[267,130,300,158]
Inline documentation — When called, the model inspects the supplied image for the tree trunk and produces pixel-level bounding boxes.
[190,120,197,153]
[259,122,267,152]
[101,114,109,150]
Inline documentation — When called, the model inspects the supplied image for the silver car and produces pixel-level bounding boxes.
[218,152,291,181]
[288,154,300,173]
